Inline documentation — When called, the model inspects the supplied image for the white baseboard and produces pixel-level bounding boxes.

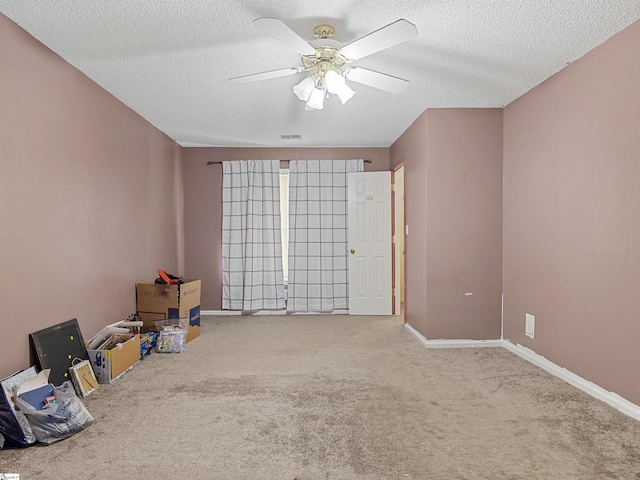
[201,310,349,316]
[404,322,640,422]
[403,323,503,348]
[201,310,242,315]
[502,340,640,422]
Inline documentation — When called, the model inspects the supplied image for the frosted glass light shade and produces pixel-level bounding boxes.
[293,76,315,101]
[305,87,325,110]
[325,70,356,105]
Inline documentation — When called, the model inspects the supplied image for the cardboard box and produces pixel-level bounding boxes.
[87,334,141,384]
[136,279,201,343]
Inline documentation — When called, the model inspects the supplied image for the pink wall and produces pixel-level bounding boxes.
[503,20,640,404]
[182,147,390,310]
[391,109,503,339]
[427,109,503,339]
[390,112,429,332]
[0,14,183,378]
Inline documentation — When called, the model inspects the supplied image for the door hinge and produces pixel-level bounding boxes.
[391,184,395,192]
[392,236,395,244]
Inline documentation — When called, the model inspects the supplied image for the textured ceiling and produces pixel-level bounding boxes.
[1,1,639,147]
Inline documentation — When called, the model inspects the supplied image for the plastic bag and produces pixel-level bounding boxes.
[156,327,186,353]
[13,381,94,445]
[0,366,38,448]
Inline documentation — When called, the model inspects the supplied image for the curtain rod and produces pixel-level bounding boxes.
[207,159,372,165]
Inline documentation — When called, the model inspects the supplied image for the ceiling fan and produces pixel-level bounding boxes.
[229,18,418,110]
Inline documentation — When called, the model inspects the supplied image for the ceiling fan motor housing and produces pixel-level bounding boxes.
[303,27,350,88]
[313,24,335,39]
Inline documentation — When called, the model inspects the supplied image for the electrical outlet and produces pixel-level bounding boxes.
[525,313,535,339]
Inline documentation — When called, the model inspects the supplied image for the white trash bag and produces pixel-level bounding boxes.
[13,381,94,445]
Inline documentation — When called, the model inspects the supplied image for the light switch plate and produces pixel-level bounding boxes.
[525,313,535,339]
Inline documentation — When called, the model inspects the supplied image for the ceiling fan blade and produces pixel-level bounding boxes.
[254,18,317,57]
[340,19,418,61]
[345,67,410,94]
[229,67,302,85]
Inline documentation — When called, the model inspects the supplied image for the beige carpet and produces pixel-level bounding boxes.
[1,315,639,479]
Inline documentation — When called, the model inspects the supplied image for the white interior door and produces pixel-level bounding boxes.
[348,172,392,315]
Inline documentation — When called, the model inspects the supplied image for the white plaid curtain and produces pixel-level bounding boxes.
[222,160,286,310]
[287,159,364,312]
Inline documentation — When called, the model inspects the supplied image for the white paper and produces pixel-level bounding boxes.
[15,369,51,396]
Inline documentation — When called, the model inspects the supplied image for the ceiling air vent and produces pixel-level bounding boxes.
[280,134,302,140]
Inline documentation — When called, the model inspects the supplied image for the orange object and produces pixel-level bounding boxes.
[157,269,184,285]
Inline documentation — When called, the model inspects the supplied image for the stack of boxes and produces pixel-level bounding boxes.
[84,278,201,385]
[135,279,201,343]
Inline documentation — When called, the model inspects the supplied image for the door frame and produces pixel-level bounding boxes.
[392,162,406,319]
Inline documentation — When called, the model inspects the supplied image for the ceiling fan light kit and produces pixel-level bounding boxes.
[230,18,418,111]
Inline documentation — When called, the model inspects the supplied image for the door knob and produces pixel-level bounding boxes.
[350,249,355,254]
